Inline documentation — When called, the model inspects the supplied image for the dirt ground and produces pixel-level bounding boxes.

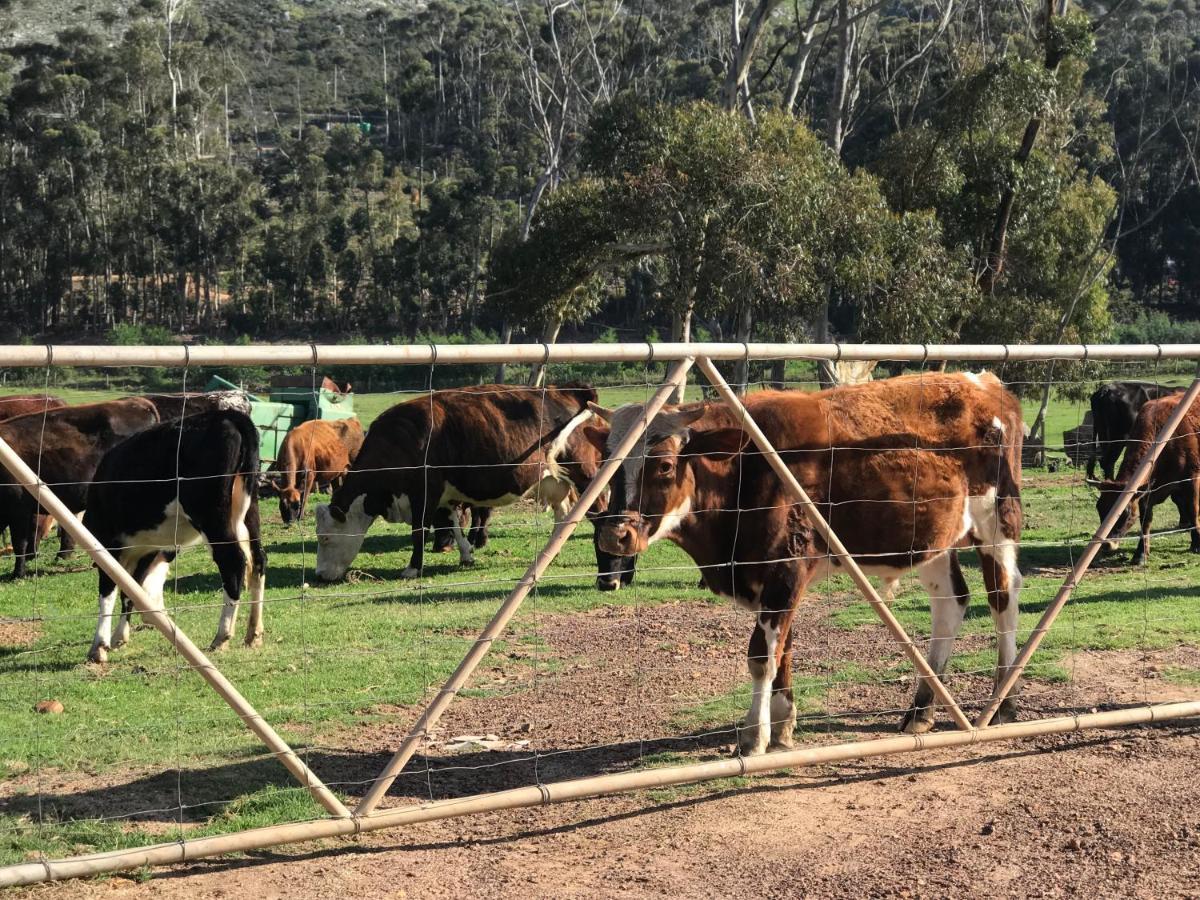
[13,601,1200,899]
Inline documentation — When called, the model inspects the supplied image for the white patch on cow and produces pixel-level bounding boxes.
[89,586,119,663]
[315,495,373,581]
[450,508,474,565]
[546,408,593,469]
[992,415,1006,436]
[440,483,522,508]
[964,372,984,388]
[118,499,203,556]
[770,690,796,749]
[742,614,779,756]
[140,556,170,613]
[384,494,412,524]
[647,496,692,545]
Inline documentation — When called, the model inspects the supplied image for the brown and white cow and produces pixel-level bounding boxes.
[314,384,602,581]
[270,418,365,525]
[1091,391,1200,564]
[593,372,1024,755]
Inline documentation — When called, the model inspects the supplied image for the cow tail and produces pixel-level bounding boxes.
[223,415,262,535]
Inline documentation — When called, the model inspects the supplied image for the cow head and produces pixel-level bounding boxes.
[591,402,749,557]
[314,495,374,581]
[279,487,304,526]
[1089,477,1140,554]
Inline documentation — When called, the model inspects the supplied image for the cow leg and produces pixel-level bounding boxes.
[88,567,121,664]
[1131,499,1154,565]
[740,610,788,757]
[769,610,800,750]
[469,506,492,549]
[450,506,475,566]
[210,529,249,652]
[113,552,162,650]
[56,522,75,559]
[9,512,36,578]
[240,501,267,648]
[1191,477,1200,553]
[901,553,970,734]
[978,542,1024,727]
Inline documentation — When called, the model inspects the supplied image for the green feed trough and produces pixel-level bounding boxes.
[205,374,356,468]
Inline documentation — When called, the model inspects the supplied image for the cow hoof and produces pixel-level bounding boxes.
[432,545,452,554]
[245,635,263,649]
[990,700,1019,727]
[900,712,935,735]
[1190,545,1200,555]
[1130,555,1147,567]
[768,732,795,752]
[209,637,230,653]
[735,727,768,757]
[459,557,476,568]
[87,645,108,664]
[400,567,421,580]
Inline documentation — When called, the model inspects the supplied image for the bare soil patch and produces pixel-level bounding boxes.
[11,600,1200,898]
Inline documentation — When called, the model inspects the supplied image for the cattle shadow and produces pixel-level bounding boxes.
[6,702,1194,837]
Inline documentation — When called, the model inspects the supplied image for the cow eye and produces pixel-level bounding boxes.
[655,459,675,477]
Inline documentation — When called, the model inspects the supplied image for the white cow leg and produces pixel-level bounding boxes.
[982,541,1023,725]
[740,613,780,757]
[88,583,119,664]
[244,561,265,649]
[903,553,969,735]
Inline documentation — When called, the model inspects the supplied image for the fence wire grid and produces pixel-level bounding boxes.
[1,344,1199,883]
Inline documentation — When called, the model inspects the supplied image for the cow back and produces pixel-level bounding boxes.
[0,395,65,422]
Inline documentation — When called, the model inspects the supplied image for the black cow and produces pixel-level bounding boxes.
[0,399,160,577]
[84,411,267,663]
[1089,381,1183,480]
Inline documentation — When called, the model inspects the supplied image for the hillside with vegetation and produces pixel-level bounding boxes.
[0,0,1194,365]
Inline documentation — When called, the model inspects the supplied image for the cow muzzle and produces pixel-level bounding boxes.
[597,513,648,557]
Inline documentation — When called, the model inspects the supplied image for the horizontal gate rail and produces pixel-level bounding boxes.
[0,342,1197,367]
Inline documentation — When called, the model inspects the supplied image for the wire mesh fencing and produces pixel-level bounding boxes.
[1,343,1200,885]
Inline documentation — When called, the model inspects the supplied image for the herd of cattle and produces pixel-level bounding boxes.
[0,374,1192,753]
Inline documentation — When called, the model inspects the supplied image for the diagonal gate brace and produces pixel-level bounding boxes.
[977,368,1200,728]
[354,358,696,816]
[0,433,350,818]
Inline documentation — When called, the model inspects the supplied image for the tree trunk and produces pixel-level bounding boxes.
[668,306,693,404]
[732,305,754,396]
[769,358,787,390]
[978,0,1068,296]
[494,320,513,384]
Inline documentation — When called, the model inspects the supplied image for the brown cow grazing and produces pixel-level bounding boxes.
[1091,392,1200,565]
[315,384,601,581]
[593,372,1024,755]
[271,419,365,525]
[0,399,160,577]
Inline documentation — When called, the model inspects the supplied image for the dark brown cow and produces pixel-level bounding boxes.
[0,399,160,577]
[1093,392,1200,564]
[314,384,600,581]
[269,418,365,524]
[1087,381,1183,480]
[593,372,1024,755]
[0,396,66,552]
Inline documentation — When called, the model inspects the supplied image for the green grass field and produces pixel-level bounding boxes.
[2,378,1199,867]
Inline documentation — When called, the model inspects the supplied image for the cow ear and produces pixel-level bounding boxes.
[683,427,751,460]
[328,504,347,523]
[587,402,614,423]
[580,423,608,455]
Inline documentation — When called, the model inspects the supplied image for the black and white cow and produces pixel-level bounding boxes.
[84,411,267,663]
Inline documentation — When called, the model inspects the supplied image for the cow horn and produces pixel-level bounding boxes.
[587,401,614,422]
